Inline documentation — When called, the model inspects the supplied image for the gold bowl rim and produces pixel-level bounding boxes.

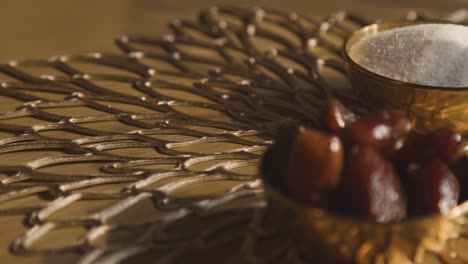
[342,20,468,92]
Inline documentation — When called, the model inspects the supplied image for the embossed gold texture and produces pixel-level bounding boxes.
[263,175,468,263]
[343,21,468,133]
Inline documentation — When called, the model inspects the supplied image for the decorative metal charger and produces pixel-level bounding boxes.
[0,6,467,264]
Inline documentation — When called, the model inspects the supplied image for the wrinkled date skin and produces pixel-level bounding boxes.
[342,111,411,156]
[323,98,357,133]
[286,128,344,206]
[408,158,460,216]
[344,146,407,223]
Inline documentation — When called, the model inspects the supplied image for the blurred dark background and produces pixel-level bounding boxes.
[0,0,465,60]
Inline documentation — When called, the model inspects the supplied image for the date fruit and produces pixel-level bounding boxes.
[393,127,465,174]
[432,127,465,165]
[323,98,357,133]
[262,119,300,189]
[395,127,465,165]
[286,127,344,206]
[263,99,466,223]
[342,110,411,156]
[344,145,406,223]
[407,158,459,216]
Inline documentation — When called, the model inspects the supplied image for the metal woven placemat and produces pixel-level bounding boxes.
[0,6,467,264]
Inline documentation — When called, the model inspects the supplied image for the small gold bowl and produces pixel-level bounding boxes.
[262,176,468,263]
[343,21,468,133]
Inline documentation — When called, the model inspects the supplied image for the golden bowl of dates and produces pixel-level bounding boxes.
[342,20,468,133]
[260,99,468,263]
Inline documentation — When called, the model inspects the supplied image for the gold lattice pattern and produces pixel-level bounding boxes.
[0,6,466,264]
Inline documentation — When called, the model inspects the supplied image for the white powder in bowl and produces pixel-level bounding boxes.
[350,23,468,87]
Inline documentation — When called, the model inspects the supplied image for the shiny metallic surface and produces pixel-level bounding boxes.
[343,21,468,133]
